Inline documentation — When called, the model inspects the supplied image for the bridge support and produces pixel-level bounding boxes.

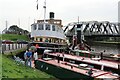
[77,24,84,44]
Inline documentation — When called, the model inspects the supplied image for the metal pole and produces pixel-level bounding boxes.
[43,0,46,24]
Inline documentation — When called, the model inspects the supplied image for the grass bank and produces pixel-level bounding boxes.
[1,54,58,80]
[1,34,29,41]
[0,54,2,79]
[1,48,58,80]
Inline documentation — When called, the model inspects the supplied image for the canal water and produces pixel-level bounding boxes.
[91,43,120,54]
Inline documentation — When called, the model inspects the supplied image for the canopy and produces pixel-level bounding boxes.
[73,49,90,54]
[44,49,52,53]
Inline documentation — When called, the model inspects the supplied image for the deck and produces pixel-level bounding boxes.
[37,58,119,79]
[45,53,120,69]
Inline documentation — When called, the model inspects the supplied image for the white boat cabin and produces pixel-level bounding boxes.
[31,22,66,45]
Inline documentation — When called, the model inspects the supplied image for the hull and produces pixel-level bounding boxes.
[35,60,94,80]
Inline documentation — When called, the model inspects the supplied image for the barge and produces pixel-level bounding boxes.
[35,57,119,80]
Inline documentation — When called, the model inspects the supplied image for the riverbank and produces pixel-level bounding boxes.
[93,41,120,45]
[1,34,30,41]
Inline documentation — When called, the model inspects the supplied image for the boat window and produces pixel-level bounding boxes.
[45,24,50,30]
[45,38,49,42]
[52,25,55,31]
[49,39,51,43]
[40,38,43,42]
[38,24,44,30]
[33,24,37,30]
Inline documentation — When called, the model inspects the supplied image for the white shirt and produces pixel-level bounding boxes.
[33,52,38,60]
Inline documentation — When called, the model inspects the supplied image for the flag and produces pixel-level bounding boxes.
[36,0,38,10]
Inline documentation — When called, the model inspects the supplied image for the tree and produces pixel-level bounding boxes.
[6,25,29,35]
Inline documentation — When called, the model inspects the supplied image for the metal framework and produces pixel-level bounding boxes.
[64,21,120,37]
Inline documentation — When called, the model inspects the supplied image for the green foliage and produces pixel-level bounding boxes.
[1,34,29,41]
[0,54,2,79]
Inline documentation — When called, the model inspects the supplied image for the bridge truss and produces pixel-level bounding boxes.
[64,21,120,37]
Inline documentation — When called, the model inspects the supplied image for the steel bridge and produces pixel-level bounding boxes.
[64,21,120,37]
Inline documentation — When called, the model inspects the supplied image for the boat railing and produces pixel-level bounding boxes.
[30,41,66,46]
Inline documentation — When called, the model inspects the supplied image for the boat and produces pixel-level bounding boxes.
[35,54,120,80]
[30,0,120,79]
[29,0,67,54]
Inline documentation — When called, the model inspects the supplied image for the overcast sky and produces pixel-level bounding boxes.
[0,0,119,32]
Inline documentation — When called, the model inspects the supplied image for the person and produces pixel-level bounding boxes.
[26,49,32,67]
[100,51,104,60]
[87,68,93,76]
[33,50,38,68]
[62,52,65,61]
[57,54,60,63]
[71,65,73,69]
[24,50,28,66]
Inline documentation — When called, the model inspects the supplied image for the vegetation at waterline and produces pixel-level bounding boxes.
[1,34,30,41]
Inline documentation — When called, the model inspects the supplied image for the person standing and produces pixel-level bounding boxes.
[57,54,60,63]
[24,50,28,66]
[33,50,38,68]
[26,49,32,67]
[100,52,103,60]
[62,52,65,62]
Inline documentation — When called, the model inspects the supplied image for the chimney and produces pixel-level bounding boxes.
[50,12,54,19]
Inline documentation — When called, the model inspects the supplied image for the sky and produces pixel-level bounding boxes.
[0,0,120,32]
